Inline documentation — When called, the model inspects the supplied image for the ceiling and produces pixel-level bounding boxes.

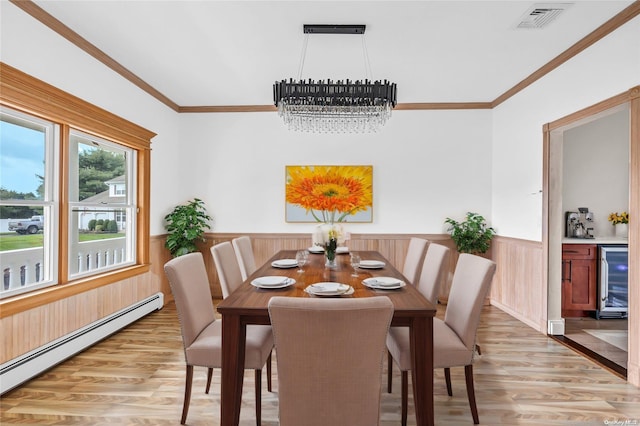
[19,1,637,109]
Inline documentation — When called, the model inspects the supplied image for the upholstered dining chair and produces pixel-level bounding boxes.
[387,242,450,395]
[402,237,429,286]
[232,236,257,280]
[268,296,394,426]
[164,252,273,425]
[386,253,496,425]
[211,241,245,298]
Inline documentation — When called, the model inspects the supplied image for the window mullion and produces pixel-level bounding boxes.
[59,123,71,283]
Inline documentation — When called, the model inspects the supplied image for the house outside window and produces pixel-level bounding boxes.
[68,131,137,278]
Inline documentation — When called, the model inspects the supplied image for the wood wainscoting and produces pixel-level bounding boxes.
[151,233,459,302]
[152,233,546,334]
[489,236,546,333]
[0,271,159,364]
[1,233,543,373]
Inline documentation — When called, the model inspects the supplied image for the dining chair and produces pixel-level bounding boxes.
[268,296,394,426]
[402,237,429,286]
[387,242,450,394]
[386,253,496,425]
[211,241,274,398]
[232,236,257,280]
[164,252,273,425]
[211,241,245,298]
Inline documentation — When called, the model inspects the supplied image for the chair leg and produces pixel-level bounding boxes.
[181,365,194,425]
[401,370,408,426]
[387,350,393,393]
[464,364,480,425]
[205,367,213,394]
[475,343,482,355]
[255,369,262,426]
[267,352,272,392]
[444,367,453,396]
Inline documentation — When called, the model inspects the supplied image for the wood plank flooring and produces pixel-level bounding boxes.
[561,317,628,377]
[2,303,640,425]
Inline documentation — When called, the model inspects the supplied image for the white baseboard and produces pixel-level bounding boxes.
[0,292,163,395]
[547,319,565,335]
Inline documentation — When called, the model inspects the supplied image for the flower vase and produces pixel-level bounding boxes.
[615,223,628,239]
[325,238,338,268]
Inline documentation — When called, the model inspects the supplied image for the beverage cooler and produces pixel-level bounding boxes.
[597,245,628,319]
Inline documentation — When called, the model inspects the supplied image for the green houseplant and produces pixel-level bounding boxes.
[444,212,495,254]
[164,198,212,257]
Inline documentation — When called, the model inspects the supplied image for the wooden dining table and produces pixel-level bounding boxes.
[216,249,436,426]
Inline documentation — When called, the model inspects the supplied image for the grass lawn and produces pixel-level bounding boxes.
[0,232,123,252]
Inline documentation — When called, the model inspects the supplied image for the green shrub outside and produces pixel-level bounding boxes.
[107,221,118,233]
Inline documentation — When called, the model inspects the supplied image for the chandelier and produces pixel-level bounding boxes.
[273,25,397,133]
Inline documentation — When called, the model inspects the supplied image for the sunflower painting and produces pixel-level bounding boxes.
[285,165,373,223]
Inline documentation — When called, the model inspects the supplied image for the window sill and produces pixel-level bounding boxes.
[0,264,150,318]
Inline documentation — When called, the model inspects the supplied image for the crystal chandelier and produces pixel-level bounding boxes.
[273,25,397,133]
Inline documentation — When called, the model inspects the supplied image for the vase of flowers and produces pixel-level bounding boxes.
[608,211,629,239]
[313,223,345,268]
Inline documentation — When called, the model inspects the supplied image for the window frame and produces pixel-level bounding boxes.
[0,107,60,297]
[67,130,138,280]
[0,62,154,317]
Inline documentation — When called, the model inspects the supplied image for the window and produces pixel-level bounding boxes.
[68,131,137,279]
[0,63,154,304]
[0,108,59,297]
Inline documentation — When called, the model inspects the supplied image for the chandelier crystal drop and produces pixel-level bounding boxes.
[273,25,398,133]
[274,79,396,133]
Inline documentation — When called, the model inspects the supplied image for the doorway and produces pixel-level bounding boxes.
[543,86,639,385]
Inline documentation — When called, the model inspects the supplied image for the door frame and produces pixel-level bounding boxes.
[542,86,639,386]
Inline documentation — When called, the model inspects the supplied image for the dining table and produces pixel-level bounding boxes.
[216,248,436,426]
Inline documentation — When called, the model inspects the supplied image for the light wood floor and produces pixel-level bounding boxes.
[2,303,640,425]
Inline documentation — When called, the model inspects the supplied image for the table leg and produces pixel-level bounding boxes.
[411,316,434,426]
[221,313,246,426]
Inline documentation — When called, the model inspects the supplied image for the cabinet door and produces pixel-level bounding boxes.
[562,258,597,311]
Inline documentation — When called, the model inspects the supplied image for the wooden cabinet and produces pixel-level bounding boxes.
[562,244,597,317]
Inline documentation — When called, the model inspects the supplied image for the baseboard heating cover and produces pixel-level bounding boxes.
[0,291,164,395]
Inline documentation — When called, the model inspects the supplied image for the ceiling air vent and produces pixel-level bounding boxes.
[516,3,573,29]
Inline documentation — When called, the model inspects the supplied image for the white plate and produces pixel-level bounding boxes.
[362,277,405,290]
[305,282,353,296]
[271,259,298,268]
[308,246,349,254]
[358,260,386,269]
[251,276,296,289]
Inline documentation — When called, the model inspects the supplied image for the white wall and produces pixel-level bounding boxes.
[1,1,492,237]
[562,108,630,238]
[179,109,492,234]
[492,16,640,241]
[3,1,638,239]
[0,2,182,235]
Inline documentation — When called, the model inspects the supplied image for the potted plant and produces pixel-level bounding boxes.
[444,212,495,254]
[164,198,212,257]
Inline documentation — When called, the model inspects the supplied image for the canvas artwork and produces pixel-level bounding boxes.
[285,165,373,223]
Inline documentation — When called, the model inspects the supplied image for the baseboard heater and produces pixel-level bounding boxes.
[0,291,164,395]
